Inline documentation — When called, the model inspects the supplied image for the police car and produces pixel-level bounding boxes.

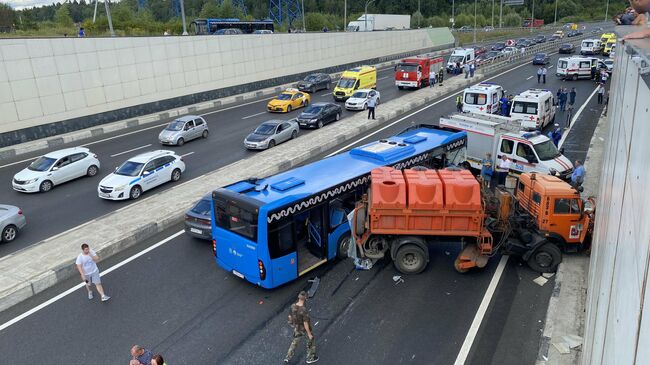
[97,150,185,200]
[462,82,505,115]
[510,89,556,129]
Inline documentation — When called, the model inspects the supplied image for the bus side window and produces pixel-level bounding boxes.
[269,220,295,259]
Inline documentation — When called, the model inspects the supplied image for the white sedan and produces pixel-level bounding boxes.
[12,147,100,193]
[344,89,381,111]
[98,150,185,200]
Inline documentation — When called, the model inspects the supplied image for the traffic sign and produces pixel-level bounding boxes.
[503,0,524,5]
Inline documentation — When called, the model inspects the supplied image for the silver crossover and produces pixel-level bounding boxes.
[158,115,209,146]
[244,120,299,150]
[0,204,27,243]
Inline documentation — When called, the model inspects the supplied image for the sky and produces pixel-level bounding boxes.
[7,0,107,10]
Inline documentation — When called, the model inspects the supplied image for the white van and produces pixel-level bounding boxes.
[446,48,475,73]
[462,82,505,115]
[510,89,556,129]
[556,56,598,80]
[580,39,602,55]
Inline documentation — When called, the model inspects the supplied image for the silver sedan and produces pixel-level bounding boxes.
[158,115,209,146]
[244,120,299,150]
[0,204,27,243]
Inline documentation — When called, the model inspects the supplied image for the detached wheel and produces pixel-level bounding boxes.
[171,168,182,182]
[2,224,18,243]
[527,243,562,273]
[39,180,53,193]
[394,244,427,274]
[129,185,142,200]
[86,165,99,177]
[337,235,351,259]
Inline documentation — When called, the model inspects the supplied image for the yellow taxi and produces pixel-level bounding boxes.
[266,88,311,113]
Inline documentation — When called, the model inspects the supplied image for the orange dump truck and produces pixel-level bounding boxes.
[352,167,595,274]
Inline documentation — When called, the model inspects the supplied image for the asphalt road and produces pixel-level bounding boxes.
[0,49,606,364]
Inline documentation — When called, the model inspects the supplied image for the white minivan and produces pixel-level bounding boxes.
[446,48,475,72]
[462,82,505,115]
[556,56,598,80]
[580,39,602,55]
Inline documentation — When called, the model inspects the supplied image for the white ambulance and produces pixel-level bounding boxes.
[580,39,603,55]
[556,56,598,80]
[446,48,475,73]
[510,89,556,129]
[462,82,505,115]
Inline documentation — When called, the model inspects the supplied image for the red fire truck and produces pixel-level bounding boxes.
[395,56,444,89]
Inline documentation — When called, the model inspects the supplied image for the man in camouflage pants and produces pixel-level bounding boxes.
[285,291,319,364]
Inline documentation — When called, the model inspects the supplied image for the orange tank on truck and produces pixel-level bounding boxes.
[351,167,595,275]
[394,56,444,90]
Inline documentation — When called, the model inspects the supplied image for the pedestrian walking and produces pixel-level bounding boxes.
[438,67,444,86]
[130,345,153,365]
[285,291,319,364]
[480,153,494,188]
[496,155,511,186]
[542,66,547,84]
[429,67,436,88]
[151,354,167,365]
[464,63,471,79]
[597,84,605,104]
[571,160,586,189]
[537,67,543,83]
[367,94,377,120]
[569,87,577,106]
[456,95,463,112]
[75,243,110,302]
[469,62,476,77]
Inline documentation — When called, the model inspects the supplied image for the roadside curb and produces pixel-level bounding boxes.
[535,109,607,365]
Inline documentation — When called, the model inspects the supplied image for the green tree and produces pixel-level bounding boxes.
[0,2,16,31]
[411,10,424,28]
[455,13,472,27]
[54,4,73,27]
[427,16,448,28]
[199,2,220,18]
[304,12,327,31]
[503,13,521,27]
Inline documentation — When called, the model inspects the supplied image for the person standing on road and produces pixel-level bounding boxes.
[500,95,509,116]
[506,94,513,116]
[367,94,377,120]
[548,124,562,147]
[571,160,586,189]
[429,67,436,88]
[285,291,319,364]
[464,63,471,78]
[496,155,511,186]
[542,66,547,84]
[469,62,476,77]
[537,66,543,83]
[569,87,577,106]
[480,153,494,189]
[597,83,605,104]
[130,345,153,365]
[438,67,444,86]
[75,243,110,302]
[559,88,568,111]
[590,65,597,81]
[456,95,463,112]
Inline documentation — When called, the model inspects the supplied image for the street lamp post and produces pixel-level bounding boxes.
[180,0,188,35]
[499,0,503,28]
[452,0,455,29]
[492,0,495,27]
[473,0,477,43]
[418,0,421,28]
[530,0,534,33]
[344,0,347,31]
[554,0,558,25]
[301,0,306,32]
[604,0,610,21]
[104,0,115,37]
[364,0,375,32]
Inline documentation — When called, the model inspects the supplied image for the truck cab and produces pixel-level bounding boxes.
[515,172,595,250]
[498,130,573,180]
[446,49,475,73]
[395,57,444,89]
[462,82,505,115]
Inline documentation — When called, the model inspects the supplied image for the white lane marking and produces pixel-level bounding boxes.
[326,59,537,157]
[242,111,267,120]
[378,76,389,81]
[109,144,152,158]
[558,85,599,149]
[453,255,509,365]
[0,230,185,332]
[181,152,195,158]
[321,92,332,97]
[526,75,534,80]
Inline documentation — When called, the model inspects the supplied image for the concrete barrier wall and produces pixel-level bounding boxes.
[0,28,453,146]
[582,29,650,365]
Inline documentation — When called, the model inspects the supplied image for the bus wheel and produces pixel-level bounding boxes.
[527,243,562,273]
[394,245,427,274]
[337,235,351,259]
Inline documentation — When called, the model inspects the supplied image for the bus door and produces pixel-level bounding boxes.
[294,204,328,276]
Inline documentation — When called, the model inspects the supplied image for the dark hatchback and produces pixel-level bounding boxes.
[296,73,332,93]
[532,53,550,65]
[535,35,547,43]
[492,42,506,51]
[185,194,212,240]
[296,102,342,129]
[559,43,575,54]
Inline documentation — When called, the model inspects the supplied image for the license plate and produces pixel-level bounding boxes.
[299,123,306,126]
[232,270,244,279]
[99,192,109,198]
[190,228,202,234]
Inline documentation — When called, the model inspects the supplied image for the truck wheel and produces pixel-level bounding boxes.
[454,257,469,273]
[572,74,578,81]
[527,243,562,273]
[394,245,427,274]
[337,234,351,259]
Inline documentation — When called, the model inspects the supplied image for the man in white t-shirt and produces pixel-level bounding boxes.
[75,243,110,302]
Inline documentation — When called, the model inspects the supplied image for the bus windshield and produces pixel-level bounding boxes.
[337,77,356,88]
[214,193,259,241]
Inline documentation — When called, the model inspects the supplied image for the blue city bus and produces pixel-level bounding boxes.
[191,18,275,35]
[211,125,468,288]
